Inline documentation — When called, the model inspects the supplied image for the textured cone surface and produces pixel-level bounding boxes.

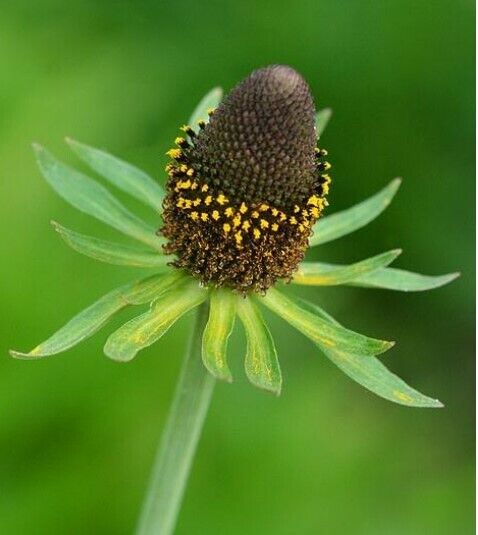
[193,65,317,209]
[161,65,331,293]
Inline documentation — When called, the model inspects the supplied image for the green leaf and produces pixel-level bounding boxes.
[10,272,185,359]
[293,249,401,286]
[237,296,281,395]
[52,221,169,268]
[66,137,165,211]
[188,87,223,131]
[33,144,162,251]
[202,289,236,382]
[347,266,460,292]
[297,299,443,408]
[259,288,394,357]
[104,280,208,362]
[315,108,332,137]
[310,178,401,247]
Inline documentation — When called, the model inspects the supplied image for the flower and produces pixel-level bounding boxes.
[10,65,458,405]
[161,66,330,293]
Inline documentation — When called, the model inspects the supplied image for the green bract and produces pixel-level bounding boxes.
[10,88,458,407]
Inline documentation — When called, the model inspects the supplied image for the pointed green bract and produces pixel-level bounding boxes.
[10,273,185,360]
[33,144,162,251]
[260,288,394,357]
[66,137,165,211]
[202,289,236,382]
[104,280,208,362]
[237,296,281,395]
[52,221,169,268]
[294,249,401,286]
[298,299,443,408]
[123,270,188,305]
[188,87,223,131]
[348,266,460,292]
[315,108,333,138]
[310,178,401,247]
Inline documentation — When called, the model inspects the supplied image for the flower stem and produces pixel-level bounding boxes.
[136,302,215,535]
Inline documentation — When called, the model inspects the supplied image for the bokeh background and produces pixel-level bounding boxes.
[0,1,475,533]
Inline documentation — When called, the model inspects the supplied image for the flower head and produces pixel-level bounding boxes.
[162,65,330,292]
[10,65,458,404]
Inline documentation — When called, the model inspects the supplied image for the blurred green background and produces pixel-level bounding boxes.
[0,1,474,533]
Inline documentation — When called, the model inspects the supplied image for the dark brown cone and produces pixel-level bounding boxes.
[192,65,318,209]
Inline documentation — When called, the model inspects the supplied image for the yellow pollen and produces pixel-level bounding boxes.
[192,198,201,206]
[217,194,228,205]
[307,195,320,207]
[271,208,279,217]
[187,168,195,177]
[260,219,269,229]
[259,203,269,211]
[239,202,248,214]
[242,220,251,231]
[234,231,243,245]
[175,136,185,145]
[271,223,279,232]
[289,216,298,225]
[309,207,320,218]
[180,165,188,172]
[201,184,209,192]
[324,161,332,170]
[166,148,181,159]
[251,211,259,219]
[302,209,309,218]
[176,198,185,208]
[223,223,231,233]
[279,212,287,222]
[233,215,242,227]
[207,107,216,115]
[201,213,209,221]
[224,207,234,217]
[253,228,261,239]
[177,179,191,190]
[184,199,192,209]
[294,205,300,213]
[190,211,199,221]
[212,210,220,220]
[204,195,212,205]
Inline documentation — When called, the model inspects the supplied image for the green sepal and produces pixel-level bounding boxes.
[9,272,184,359]
[294,249,401,286]
[259,288,394,357]
[202,289,236,382]
[66,137,165,211]
[188,87,223,131]
[297,299,443,408]
[104,280,208,362]
[52,221,169,268]
[310,178,401,247]
[237,296,282,395]
[33,144,162,251]
[315,108,332,138]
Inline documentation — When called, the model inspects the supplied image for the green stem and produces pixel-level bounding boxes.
[136,302,215,535]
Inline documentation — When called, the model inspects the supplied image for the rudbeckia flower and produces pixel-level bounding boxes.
[11,65,457,405]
